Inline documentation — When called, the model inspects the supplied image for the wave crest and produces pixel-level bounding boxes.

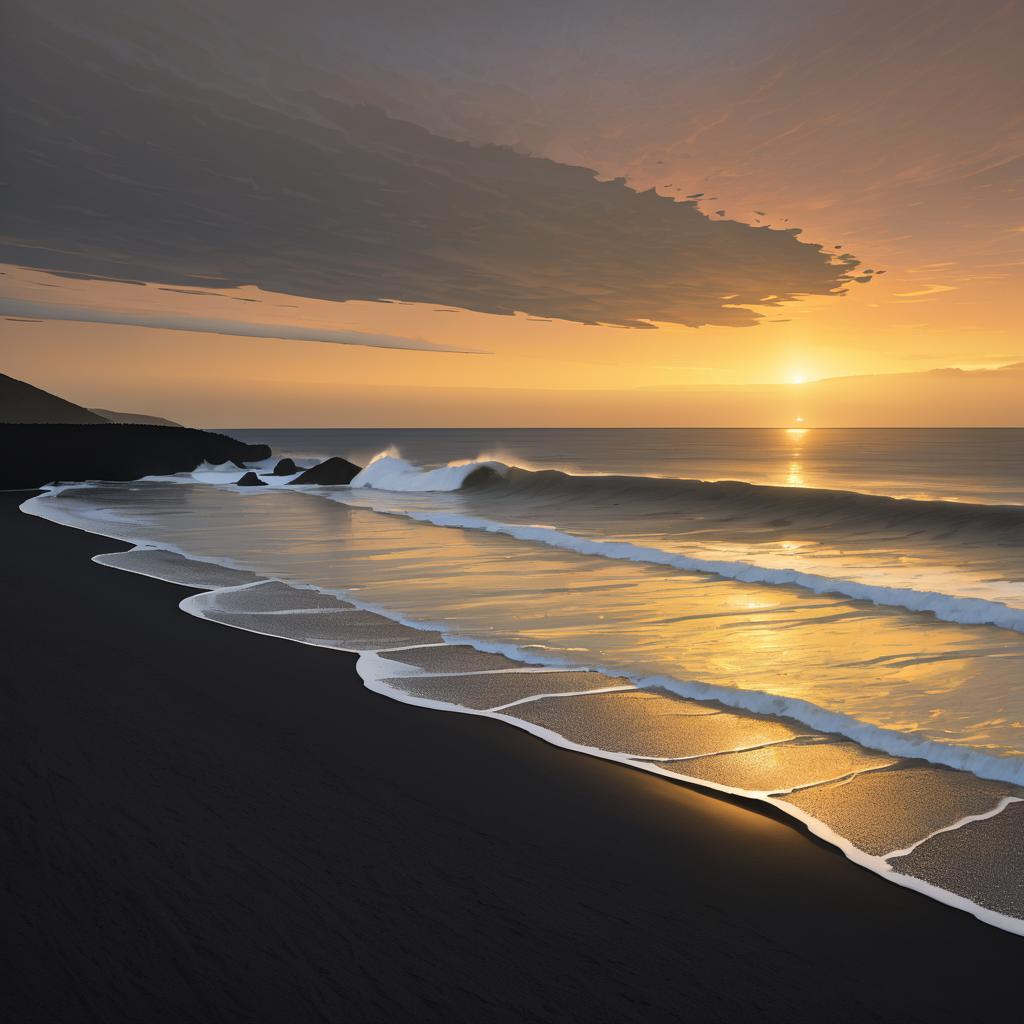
[350,451,510,492]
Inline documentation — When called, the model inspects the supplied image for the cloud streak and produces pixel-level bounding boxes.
[1,1,858,332]
[0,298,478,354]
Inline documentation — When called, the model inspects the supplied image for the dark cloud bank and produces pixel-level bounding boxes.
[1,2,857,329]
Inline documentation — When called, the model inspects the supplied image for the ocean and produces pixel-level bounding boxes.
[24,427,1024,934]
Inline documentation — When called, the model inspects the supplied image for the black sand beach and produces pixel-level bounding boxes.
[2,491,1020,1023]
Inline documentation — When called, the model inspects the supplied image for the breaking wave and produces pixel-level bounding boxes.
[350,451,509,492]
[341,452,1024,634]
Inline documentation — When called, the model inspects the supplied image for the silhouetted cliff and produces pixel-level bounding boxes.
[2,424,271,489]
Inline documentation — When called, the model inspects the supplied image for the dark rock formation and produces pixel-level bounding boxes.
[288,456,361,486]
[235,471,266,487]
[2,424,272,489]
[269,458,299,476]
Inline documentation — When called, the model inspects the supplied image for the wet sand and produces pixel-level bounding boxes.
[1,491,1020,1023]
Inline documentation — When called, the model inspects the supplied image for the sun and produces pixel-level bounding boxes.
[789,373,806,385]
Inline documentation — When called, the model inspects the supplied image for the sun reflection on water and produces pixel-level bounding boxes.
[784,426,809,487]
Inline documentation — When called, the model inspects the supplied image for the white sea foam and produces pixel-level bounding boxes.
[349,451,507,492]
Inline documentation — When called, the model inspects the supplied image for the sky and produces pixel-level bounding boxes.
[1,0,1022,426]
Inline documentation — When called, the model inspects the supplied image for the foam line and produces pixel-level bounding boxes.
[388,665,587,678]
[642,735,828,767]
[882,795,1024,860]
[769,759,900,796]
[487,685,636,712]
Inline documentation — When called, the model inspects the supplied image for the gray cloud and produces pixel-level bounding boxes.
[1,2,858,330]
[0,299,478,354]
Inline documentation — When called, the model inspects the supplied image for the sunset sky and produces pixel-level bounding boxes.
[2,0,1022,426]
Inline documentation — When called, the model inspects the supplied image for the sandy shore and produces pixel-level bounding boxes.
[2,490,1020,1022]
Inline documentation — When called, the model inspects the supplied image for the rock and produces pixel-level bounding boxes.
[236,471,266,487]
[269,457,299,476]
[0,424,272,489]
[288,456,361,486]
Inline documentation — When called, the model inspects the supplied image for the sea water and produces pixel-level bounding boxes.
[23,427,1024,934]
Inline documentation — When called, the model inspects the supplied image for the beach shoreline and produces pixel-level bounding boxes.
[2,490,1021,1023]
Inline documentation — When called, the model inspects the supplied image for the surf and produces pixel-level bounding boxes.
[340,452,1024,634]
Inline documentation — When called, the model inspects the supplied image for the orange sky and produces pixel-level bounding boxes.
[2,1,1022,426]
[3,261,1021,427]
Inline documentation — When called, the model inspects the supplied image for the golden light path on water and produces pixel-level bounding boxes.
[785,426,809,488]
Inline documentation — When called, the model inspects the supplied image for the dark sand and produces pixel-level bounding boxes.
[2,491,1020,1022]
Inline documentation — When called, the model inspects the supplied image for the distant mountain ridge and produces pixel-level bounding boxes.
[1,373,184,427]
[89,408,183,427]
[1,372,108,424]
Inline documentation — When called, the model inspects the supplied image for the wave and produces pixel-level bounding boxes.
[350,450,1024,532]
[346,448,1015,516]
[336,452,1024,634]
[350,451,508,492]
[480,464,1024,532]
[351,503,1024,633]
[100,448,1024,633]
